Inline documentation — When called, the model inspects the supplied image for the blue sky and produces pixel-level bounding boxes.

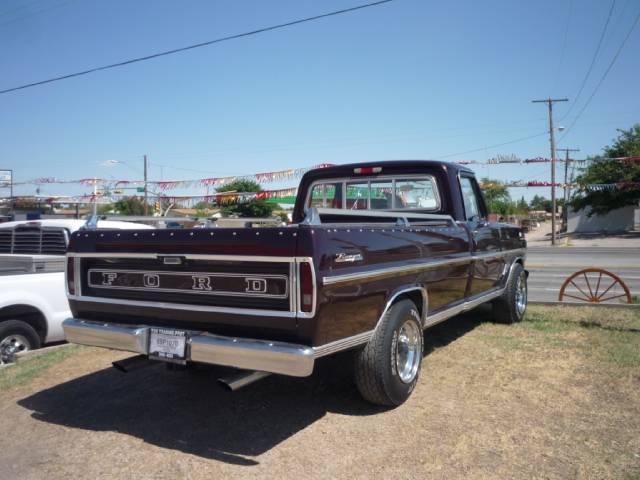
[0,0,638,202]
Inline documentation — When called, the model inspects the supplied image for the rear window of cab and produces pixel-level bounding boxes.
[306,175,440,212]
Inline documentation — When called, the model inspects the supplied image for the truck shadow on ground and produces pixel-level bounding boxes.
[17,309,490,466]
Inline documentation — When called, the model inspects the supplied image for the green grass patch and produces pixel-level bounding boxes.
[522,305,640,367]
[475,305,640,368]
[0,345,82,391]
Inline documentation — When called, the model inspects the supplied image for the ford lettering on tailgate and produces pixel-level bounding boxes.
[87,269,288,298]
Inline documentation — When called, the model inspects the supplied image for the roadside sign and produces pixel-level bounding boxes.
[136,187,145,193]
[0,170,11,188]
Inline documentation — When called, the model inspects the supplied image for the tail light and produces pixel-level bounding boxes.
[299,261,315,313]
[66,257,75,295]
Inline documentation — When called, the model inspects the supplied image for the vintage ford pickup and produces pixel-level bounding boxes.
[63,161,527,406]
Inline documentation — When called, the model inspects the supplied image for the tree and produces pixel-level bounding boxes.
[97,203,115,215]
[529,194,549,212]
[480,178,512,215]
[516,196,529,214]
[570,124,640,216]
[114,196,145,215]
[217,180,274,218]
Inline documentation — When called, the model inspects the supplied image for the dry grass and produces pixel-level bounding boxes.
[0,305,638,479]
[0,345,83,391]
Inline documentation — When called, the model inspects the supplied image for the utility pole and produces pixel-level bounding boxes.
[557,147,580,232]
[532,97,568,246]
[93,177,98,215]
[143,154,148,216]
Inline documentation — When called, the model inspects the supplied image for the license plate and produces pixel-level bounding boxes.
[149,328,186,363]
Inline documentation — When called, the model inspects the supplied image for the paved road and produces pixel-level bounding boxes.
[526,247,640,303]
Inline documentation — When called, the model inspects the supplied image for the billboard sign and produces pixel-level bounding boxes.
[0,170,11,189]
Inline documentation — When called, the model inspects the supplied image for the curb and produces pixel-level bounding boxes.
[529,301,640,309]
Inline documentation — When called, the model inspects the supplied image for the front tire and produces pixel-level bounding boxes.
[354,299,423,406]
[0,320,41,364]
[494,263,528,324]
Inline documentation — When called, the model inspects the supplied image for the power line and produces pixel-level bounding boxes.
[561,0,616,121]
[552,0,573,94]
[435,132,548,159]
[559,7,640,141]
[0,0,397,95]
[0,0,75,27]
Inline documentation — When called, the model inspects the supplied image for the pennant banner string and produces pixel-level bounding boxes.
[4,157,640,187]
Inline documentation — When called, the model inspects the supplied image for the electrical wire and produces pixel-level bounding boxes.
[559,7,640,142]
[435,132,548,159]
[0,0,397,95]
[552,0,573,94]
[0,0,74,27]
[561,0,616,121]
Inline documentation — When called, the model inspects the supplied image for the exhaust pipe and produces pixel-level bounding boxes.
[217,370,271,392]
[112,354,154,373]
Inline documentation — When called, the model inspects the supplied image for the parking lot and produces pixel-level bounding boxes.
[1,304,639,480]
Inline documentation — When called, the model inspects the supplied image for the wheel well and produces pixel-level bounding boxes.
[392,290,426,322]
[514,258,529,278]
[0,305,47,342]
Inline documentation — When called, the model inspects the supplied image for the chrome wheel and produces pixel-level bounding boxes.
[515,271,527,317]
[395,318,422,384]
[0,334,30,364]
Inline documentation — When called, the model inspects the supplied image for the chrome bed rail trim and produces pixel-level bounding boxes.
[322,248,525,286]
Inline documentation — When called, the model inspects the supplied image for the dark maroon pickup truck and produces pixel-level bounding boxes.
[63,161,527,406]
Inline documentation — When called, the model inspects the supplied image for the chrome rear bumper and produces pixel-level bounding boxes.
[62,318,315,377]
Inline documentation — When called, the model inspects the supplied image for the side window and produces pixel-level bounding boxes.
[309,182,341,209]
[460,177,481,221]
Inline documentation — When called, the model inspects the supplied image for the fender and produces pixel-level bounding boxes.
[0,272,70,343]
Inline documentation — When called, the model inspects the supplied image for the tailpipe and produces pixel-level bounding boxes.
[217,370,271,392]
[112,354,154,373]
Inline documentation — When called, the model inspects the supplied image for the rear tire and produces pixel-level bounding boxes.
[0,320,41,364]
[494,263,527,324]
[354,299,423,406]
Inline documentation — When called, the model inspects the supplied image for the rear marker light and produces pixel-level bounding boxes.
[299,262,314,313]
[66,257,75,295]
[353,167,382,175]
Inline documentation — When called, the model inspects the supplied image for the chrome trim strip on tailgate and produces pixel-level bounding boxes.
[66,294,298,318]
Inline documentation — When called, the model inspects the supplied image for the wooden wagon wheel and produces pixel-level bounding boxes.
[558,268,633,304]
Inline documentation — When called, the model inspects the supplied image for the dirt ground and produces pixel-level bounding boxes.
[1,305,639,480]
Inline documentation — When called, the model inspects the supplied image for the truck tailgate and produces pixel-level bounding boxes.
[67,227,308,342]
